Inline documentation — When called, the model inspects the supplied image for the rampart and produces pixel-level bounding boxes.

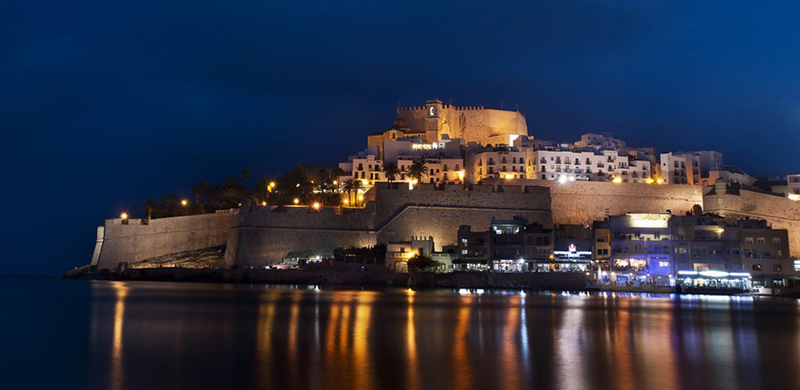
[93,210,238,270]
[225,183,553,268]
[488,179,704,225]
[703,182,800,257]
[92,180,800,270]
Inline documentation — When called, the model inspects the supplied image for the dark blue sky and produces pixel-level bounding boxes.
[2,1,799,275]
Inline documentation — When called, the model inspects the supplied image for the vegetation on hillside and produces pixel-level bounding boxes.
[143,163,345,219]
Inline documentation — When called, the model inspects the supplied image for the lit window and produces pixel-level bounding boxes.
[752,264,762,271]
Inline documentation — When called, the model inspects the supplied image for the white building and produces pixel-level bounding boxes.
[530,148,652,183]
[338,147,383,187]
[787,172,800,200]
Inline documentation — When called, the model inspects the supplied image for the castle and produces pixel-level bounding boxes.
[87,100,800,280]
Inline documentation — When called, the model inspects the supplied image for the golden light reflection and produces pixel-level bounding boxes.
[353,292,375,390]
[453,295,473,390]
[502,295,521,390]
[406,290,419,390]
[256,292,278,385]
[110,282,129,390]
[288,293,302,387]
[612,298,635,390]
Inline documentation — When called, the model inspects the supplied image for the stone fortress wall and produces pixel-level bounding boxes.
[508,180,705,225]
[703,181,800,257]
[91,181,800,270]
[395,103,528,146]
[93,210,238,270]
[225,183,553,268]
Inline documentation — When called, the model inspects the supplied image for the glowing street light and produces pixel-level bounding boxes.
[361,179,369,187]
[612,177,623,183]
[293,198,300,205]
[656,178,664,184]
[120,213,128,220]
[312,202,321,210]
[333,180,338,186]
[646,178,655,184]
[269,181,275,187]
[181,199,188,206]
[261,201,267,206]
[357,194,364,201]
[343,199,349,205]
[504,173,515,180]
[457,171,465,180]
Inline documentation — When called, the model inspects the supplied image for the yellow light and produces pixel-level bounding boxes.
[612,177,623,183]
[269,181,275,187]
[333,180,338,185]
[656,178,664,184]
[296,183,300,188]
[504,173,514,180]
[717,228,725,234]
[411,179,418,185]
[645,178,654,184]
[343,199,349,205]
[310,180,314,184]
[293,198,299,205]
[362,179,369,187]
[458,171,465,180]
[312,202,320,210]
[788,194,800,201]
[261,201,267,206]
[180,199,188,206]
[358,194,364,201]
[120,213,128,220]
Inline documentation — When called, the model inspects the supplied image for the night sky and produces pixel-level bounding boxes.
[2,1,799,275]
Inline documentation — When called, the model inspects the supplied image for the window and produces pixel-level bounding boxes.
[752,264,762,271]
[774,264,782,272]
[757,237,766,244]
[745,237,754,244]
[773,237,781,244]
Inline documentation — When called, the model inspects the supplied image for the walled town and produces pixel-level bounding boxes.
[75,99,800,294]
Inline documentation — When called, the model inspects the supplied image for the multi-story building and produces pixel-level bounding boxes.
[529,148,652,183]
[597,212,795,288]
[660,150,723,185]
[464,144,528,183]
[338,147,383,187]
[455,218,591,272]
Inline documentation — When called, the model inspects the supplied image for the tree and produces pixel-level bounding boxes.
[383,163,400,183]
[144,199,156,220]
[407,160,428,184]
[407,254,442,272]
[191,181,209,207]
[342,178,361,206]
[241,169,251,185]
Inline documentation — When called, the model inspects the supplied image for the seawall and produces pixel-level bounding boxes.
[94,210,238,270]
[225,183,553,268]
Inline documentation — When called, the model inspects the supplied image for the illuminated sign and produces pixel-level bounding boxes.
[554,243,591,259]
[412,143,440,151]
[628,213,671,228]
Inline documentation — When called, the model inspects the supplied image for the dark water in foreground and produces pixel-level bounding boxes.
[2,278,800,390]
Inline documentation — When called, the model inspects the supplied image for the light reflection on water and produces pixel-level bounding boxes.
[85,282,800,390]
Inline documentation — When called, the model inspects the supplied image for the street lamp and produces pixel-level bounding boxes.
[120,212,128,220]
[312,202,321,210]
[181,199,188,207]
[293,198,300,205]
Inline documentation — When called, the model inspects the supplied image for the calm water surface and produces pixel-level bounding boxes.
[2,277,800,390]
